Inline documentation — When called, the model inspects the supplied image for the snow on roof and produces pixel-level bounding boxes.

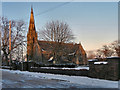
[48,57,54,62]
[94,62,108,65]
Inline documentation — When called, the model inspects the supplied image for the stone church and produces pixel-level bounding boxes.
[27,7,87,65]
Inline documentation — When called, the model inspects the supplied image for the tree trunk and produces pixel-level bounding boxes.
[5,53,9,66]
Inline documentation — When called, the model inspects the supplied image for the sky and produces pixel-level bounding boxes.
[2,2,118,51]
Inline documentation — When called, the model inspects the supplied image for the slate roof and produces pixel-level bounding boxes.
[38,40,86,55]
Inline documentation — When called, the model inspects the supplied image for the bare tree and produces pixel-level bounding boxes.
[87,50,96,59]
[94,40,120,60]
[101,45,113,57]
[40,20,74,43]
[39,20,75,63]
[1,17,26,65]
[96,49,102,58]
[96,45,114,58]
[110,40,120,57]
[115,45,120,57]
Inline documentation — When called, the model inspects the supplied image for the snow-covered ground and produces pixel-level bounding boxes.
[118,80,120,90]
[1,69,118,88]
[40,66,89,70]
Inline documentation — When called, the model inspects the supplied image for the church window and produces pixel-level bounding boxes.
[33,37,34,43]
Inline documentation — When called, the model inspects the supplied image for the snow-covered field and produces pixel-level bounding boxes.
[1,69,118,88]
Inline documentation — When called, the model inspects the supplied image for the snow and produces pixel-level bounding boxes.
[0,66,11,69]
[1,69,118,88]
[94,62,108,65]
[107,56,120,59]
[118,80,120,89]
[42,49,45,51]
[88,59,98,62]
[48,57,53,62]
[40,66,89,70]
[0,66,10,68]
[40,67,58,69]
[62,66,89,70]
[31,67,38,68]
[68,52,75,55]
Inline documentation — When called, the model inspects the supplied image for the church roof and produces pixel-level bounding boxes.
[38,40,86,55]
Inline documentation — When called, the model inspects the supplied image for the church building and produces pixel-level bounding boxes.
[27,7,87,65]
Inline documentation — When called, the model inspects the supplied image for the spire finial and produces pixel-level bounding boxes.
[31,5,33,13]
[29,5,36,31]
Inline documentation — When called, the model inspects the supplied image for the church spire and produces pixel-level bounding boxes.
[29,6,36,32]
[27,6,38,61]
[31,5,33,13]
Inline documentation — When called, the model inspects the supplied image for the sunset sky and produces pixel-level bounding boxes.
[2,1,118,51]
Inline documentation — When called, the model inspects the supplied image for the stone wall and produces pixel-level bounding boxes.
[29,67,88,76]
[88,57,120,81]
[106,57,119,80]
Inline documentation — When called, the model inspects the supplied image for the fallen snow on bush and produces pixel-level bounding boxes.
[1,69,118,88]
